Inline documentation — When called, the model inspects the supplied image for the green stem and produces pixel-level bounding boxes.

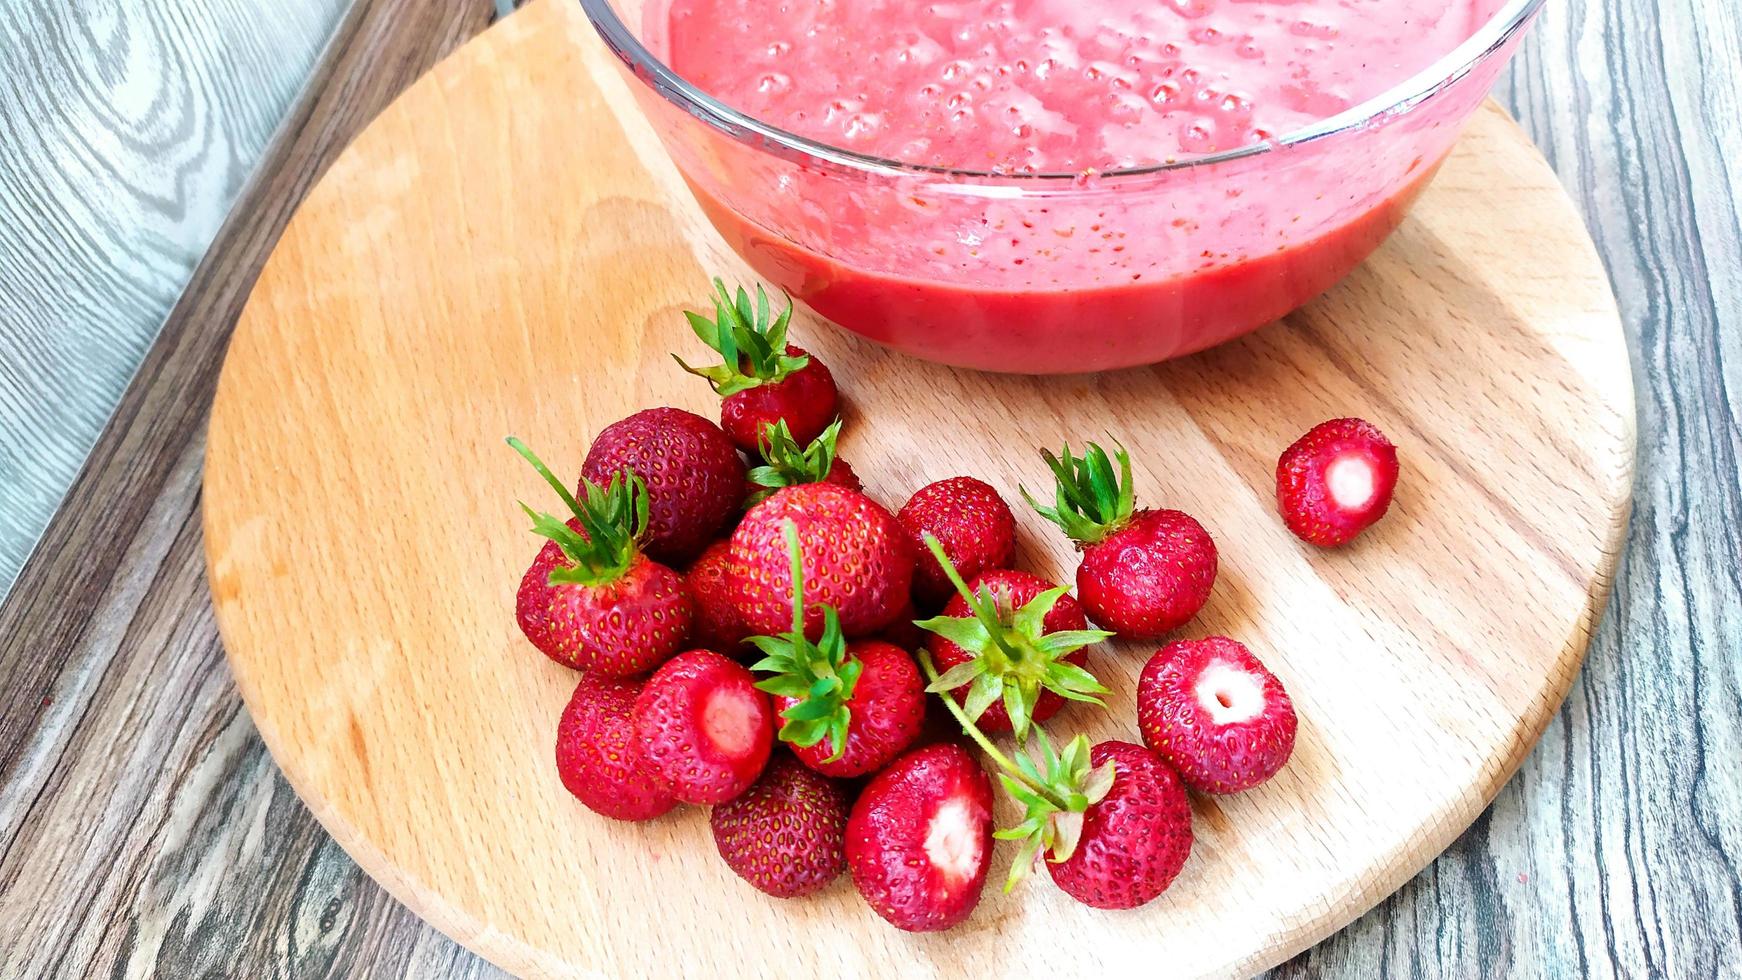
[921,534,1025,665]
[918,651,1068,810]
[782,521,805,636]
[507,437,586,520]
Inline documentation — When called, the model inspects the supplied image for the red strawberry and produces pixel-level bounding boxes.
[582,407,745,566]
[555,674,677,821]
[1026,442,1217,639]
[898,477,1016,609]
[1046,741,1192,909]
[846,743,993,932]
[1276,417,1400,547]
[729,483,913,639]
[710,752,848,898]
[675,279,839,452]
[685,541,750,654]
[509,440,692,676]
[1137,636,1297,794]
[745,419,860,506]
[921,566,1108,737]
[634,650,775,804]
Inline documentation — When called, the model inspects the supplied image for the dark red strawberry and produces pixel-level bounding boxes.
[745,419,860,506]
[729,483,913,639]
[1046,741,1193,909]
[1276,417,1400,547]
[634,650,775,804]
[509,439,692,676]
[581,407,745,566]
[556,674,677,821]
[846,743,993,932]
[1137,636,1297,794]
[898,477,1016,609]
[1025,442,1217,639]
[685,541,750,655]
[920,564,1109,737]
[675,279,839,452]
[710,752,848,898]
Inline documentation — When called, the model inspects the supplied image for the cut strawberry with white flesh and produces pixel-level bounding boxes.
[846,743,993,932]
[1276,417,1399,547]
[1137,636,1297,795]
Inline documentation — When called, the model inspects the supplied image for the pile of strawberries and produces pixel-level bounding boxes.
[512,280,1401,930]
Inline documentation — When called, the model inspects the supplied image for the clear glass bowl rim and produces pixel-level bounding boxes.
[578,0,1545,181]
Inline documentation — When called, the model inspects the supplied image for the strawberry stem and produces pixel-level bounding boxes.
[745,520,861,761]
[506,437,645,587]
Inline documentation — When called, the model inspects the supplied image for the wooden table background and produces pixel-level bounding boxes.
[0,0,1736,975]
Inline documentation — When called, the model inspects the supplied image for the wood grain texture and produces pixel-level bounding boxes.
[0,0,1735,978]
[0,0,347,595]
[198,2,1629,975]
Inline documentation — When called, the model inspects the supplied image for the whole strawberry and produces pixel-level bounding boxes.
[509,439,692,675]
[1025,442,1217,639]
[685,541,750,655]
[846,743,993,932]
[1046,741,1192,909]
[675,279,839,453]
[898,477,1016,609]
[729,483,913,639]
[1276,417,1400,547]
[745,419,861,506]
[634,650,775,804]
[1137,636,1297,794]
[556,674,677,821]
[582,407,745,566]
[710,752,848,898]
[750,524,925,776]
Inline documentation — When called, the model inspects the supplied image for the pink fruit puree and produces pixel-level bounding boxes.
[639,0,1516,371]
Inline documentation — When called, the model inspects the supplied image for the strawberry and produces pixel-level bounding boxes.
[729,483,914,639]
[710,752,848,898]
[1025,441,1217,639]
[898,477,1016,609]
[508,439,692,676]
[916,543,1110,738]
[685,541,750,655]
[581,407,745,566]
[846,743,993,931]
[634,649,775,804]
[675,279,839,453]
[1046,741,1192,909]
[749,523,925,776]
[1276,417,1400,547]
[555,673,677,821]
[745,419,861,506]
[1137,636,1297,794]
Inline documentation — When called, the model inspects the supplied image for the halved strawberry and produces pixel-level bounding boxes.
[634,650,774,804]
[710,752,848,899]
[846,743,993,932]
[1136,636,1297,794]
[555,674,677,821]
[1276,417,1400,547]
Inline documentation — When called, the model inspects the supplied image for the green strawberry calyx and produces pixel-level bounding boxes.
[1021,440,1137,545]
[746,419,845,506]
[912,534,1112,742]
[672,278,810,397]
[507,436,647,588]
[918,651,1117,893]
[746,521,862,761]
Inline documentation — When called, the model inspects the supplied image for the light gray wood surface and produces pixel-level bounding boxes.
[0,0,1737,976]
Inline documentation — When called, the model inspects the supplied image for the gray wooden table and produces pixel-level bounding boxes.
[1,0,1737,976]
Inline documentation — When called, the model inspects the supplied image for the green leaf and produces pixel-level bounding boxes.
[1012,585,1069,637]
[507,437,642,587]
[675,279,803,395]
[963,674,1003,722]
[924,658,985,694]
[1023,440,1135,544]
[913,614,992,652]
[753,675,811,698]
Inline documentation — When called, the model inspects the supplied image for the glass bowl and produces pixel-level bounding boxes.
[580,0,1544,374]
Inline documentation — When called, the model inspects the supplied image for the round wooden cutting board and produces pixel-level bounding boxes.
[203,1,1634,976]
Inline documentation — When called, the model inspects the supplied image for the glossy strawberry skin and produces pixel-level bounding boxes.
[515,523,578,666]
[710,753,848,898]
[846,743,993,932]
[824,457,861,493]
[555,674,677,821]
[582,407,746,566]
[927,569,1089,732]
[539,554,693,676]
[721,346,839,453]
[685,541,750,655]
[1047,741,1193,909]
[1077,509,1217,639]
[778,641,925,777]
[634,650,774,804]
[1276,417,1400,547]
[728,484,915,639]
[1137,637,1297,794]
[898,477,1017,610]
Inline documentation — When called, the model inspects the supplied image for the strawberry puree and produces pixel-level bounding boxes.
[643,0,1515,371]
